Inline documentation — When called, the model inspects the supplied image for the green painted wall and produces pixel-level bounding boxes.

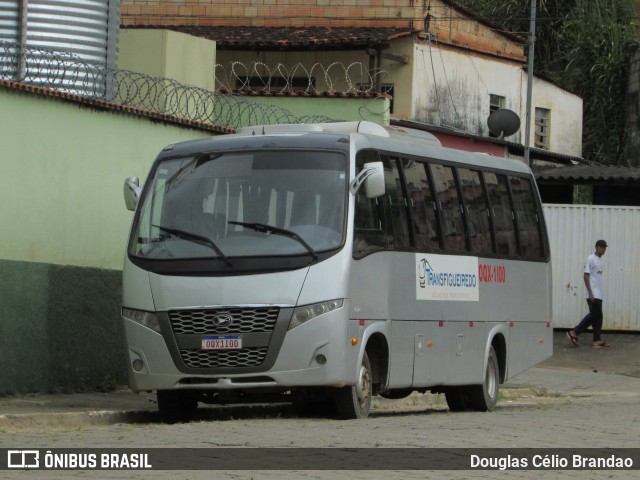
[0,87,210,393]
[241,95,390,125]
[0,88,211,270]
[0,260,125,394]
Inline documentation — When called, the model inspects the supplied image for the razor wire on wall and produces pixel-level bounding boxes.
[215,60,391,95]
[0,41,389,129]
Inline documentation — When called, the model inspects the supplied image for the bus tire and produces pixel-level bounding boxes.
[468,346,500,411]
[444,386,471,412]
[333,351,372,419]
[292,388,335,417]
[157,390,198,423]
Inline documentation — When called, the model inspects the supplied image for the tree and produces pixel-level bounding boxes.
[455,0,636,165]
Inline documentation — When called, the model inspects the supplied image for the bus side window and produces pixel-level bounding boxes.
[509,176,543,258]
[402,158,440,251]
[381,155,411,250]
[354,151,390,257]
[431,163,466,252]
[484,172,518,256]
[353,151,410,257]
[459,168,492,255]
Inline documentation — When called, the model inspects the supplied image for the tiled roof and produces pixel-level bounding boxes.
[217,89,390,99]
[124,26,416,50]
[535,165,640,184]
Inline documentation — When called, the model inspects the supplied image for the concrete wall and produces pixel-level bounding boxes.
[529,75,583,157]
[239,94,390,125]
[0,261,125,393]
[217,36,581,158]
[119,29,216,92]
[412,42,583,158]
[0,86,212,393]
[0,88,210,269]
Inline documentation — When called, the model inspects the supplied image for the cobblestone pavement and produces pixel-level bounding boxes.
[1,332,639,479]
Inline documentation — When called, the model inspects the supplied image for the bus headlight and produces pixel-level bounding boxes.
[289,299,344,331]
[122,308,161,333]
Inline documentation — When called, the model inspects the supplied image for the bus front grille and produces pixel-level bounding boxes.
[179,348,268,368]
[169,307,279,334]
[169,307,281,370]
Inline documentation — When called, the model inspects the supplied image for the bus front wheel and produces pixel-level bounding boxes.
[157,390,198,423]
[334,351,372,419]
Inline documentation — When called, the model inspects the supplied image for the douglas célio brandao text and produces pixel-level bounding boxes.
[470,453,634,470]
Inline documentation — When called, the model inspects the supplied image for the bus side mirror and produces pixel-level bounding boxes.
[350,161,385,198]
[124,176,141,211]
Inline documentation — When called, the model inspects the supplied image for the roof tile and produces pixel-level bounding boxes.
[123,25,415,50]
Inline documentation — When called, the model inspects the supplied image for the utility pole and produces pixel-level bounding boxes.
[524,0,537,166]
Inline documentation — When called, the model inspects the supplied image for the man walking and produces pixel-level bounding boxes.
[567,240,610,348]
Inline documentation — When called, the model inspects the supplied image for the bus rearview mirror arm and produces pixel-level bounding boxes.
[124,176,142,211]
[349,162,385,198]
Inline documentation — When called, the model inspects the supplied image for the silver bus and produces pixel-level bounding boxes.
[122,121,552,422]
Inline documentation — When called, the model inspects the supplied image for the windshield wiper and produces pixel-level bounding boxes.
[153,224,231,266]
[228,221,319,261]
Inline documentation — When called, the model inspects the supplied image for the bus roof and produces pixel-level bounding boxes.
[160,121,532,176]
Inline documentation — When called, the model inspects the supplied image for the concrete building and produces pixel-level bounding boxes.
[121,0,585,166]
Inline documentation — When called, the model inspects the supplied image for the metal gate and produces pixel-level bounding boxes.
[543,204,640,331]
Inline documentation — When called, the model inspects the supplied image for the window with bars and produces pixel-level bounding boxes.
[489,94,506,137]
[489,94,505,114]
[534,107,550,150]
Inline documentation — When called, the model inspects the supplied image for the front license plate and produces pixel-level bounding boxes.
[202,335,242,350]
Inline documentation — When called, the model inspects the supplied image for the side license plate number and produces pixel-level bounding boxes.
[202,335,242,350]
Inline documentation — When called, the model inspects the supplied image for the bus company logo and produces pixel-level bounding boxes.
[416,254,479,302]
[417,258,431,289]
[7,450,40,469]
[213,314,233,327]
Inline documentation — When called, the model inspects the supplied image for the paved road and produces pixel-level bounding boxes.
[1,332,639,479]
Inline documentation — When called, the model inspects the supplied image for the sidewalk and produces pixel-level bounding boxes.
[1,331,638,431]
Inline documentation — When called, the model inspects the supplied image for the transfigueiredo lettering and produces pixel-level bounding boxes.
[418,263,477,289]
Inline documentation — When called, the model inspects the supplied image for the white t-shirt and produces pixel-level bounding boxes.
[584,253,604,299]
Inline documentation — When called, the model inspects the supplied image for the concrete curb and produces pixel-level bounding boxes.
[0,410,155,432]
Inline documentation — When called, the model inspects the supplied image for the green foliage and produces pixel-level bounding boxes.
[574,185,593,204]
[455,0,636,165]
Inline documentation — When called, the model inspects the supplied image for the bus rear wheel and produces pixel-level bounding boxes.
[333,351,372,419]
[444,386,472,412]
[468,346,500,411]
[444,346,500,412]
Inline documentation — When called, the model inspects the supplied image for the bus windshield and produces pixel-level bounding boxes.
[129,149,348,262]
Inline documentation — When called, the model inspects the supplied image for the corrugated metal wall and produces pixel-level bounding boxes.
[0,0,118,94]
[0,1,19,44]
[544,204,640,331]
[21,0,114,61]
